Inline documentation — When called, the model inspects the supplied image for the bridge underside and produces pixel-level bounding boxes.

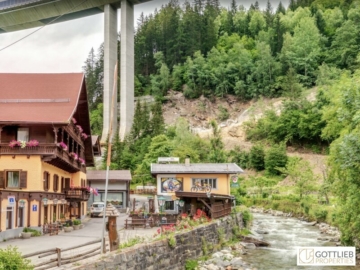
[0,0,150,33]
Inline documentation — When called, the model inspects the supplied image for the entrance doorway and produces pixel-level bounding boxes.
[18,207,24,227]
[6,207,13,229]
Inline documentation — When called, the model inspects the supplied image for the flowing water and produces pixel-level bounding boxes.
[241,213,359,270]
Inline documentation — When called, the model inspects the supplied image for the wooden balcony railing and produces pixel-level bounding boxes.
[0,143,85,173]
[0,143,57,155]
[64,188,90,201]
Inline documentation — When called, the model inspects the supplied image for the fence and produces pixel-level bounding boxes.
[23,239,108,270]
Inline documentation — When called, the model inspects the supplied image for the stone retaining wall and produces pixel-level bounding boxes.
[77,212,243,270]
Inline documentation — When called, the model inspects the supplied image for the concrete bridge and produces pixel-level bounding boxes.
[0,0,152,141]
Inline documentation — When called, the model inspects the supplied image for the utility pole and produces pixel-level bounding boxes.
[100,62,117,254]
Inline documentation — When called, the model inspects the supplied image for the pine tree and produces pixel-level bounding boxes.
[150,102,165,136]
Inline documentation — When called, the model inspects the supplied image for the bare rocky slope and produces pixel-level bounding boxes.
[162,90,326,181]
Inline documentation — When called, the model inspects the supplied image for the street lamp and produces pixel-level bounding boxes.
[178,200,184,214]
[19,200,26,208]
[53,198,58,205]
[42,198,48,206]
[61,199,66,204]
[158,196,165,213]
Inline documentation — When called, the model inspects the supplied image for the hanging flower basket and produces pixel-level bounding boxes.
[26,140,39,147]
[81,133,88,140]
[69,152,78,160]
[76,125,83,134]
[58,142,68,151]
[78,158,85,166]
[9,140,21,148]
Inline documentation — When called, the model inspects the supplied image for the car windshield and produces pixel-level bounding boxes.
[92,204,104,208]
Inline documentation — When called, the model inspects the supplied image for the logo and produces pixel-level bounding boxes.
[297,247,355,266]
[298,248,314,264]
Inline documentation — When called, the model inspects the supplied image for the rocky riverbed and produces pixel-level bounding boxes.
[195,207,359,270]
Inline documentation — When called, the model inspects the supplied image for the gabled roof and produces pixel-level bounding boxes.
[0,73,84,123]
[151,163,244,175]
[0,73,94,166]
[87,170,132,181]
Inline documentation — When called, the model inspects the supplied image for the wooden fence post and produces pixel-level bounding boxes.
[56,248,61,267]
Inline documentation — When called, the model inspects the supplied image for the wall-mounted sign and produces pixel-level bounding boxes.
[8,196,15,206]
[161,177,183,193]
[230,175,239,188]
[32,205,38,212]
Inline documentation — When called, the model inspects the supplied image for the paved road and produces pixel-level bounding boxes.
[0,195,158,269]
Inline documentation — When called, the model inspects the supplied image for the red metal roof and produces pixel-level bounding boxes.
[0,73,84,123]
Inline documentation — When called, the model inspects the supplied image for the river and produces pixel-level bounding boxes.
[240,213,359,270]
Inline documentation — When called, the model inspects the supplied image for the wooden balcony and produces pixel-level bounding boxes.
[64,188,90,202]
[0,143,85,173]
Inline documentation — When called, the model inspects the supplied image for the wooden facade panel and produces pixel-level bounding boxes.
[20,171,27,188]
[1,126,16,142]
[30,126,47,142]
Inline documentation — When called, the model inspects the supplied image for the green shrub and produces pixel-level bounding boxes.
[218,105,230,121]
[241,209,252,228]
[168,235,176,248]
[314,209,328,221]
[73,220,81,226]
[271,202,280,210]
[185,259,198,270]
[249,144,265,171]
[119,236,144,250]
[0,246,33,270]
[265,144,288,175]
[23,228,41,237]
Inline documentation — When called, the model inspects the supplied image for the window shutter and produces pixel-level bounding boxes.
[0,171,5,189]
[43,172,49,191]
[53,175,58,192]
[20,171,27,188]
[65,178,70,189]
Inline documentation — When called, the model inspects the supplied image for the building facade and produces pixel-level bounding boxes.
[0,73,94,239]
[151,159,243,218]
[87,170,131,211]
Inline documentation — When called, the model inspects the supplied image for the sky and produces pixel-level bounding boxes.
[0,0,289,73]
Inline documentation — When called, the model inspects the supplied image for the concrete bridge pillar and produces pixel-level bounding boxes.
[119,0,134,141]
[102,4,118,143]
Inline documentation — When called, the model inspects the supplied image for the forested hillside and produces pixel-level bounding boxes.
[83,0,360,247]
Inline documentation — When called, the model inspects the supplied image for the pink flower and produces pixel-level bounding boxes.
[26,140,39,147]
[69,152,78,160]
[76,125,83,133]
[72,117,77,124]
[78,158,85,165]
[81,133,88,140]
[9,140,21,148]
[59,142,68,151]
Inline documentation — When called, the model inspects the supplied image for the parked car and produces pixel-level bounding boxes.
[90,202,105,217]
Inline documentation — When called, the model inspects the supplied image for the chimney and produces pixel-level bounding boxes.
[185,157,190,166]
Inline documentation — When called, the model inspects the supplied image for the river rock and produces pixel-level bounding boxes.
[230,257,244,267]
[255,230,269,234]
[317,236,329,241]
[222,253,234,261]
[212,252,224,259]
[240,242,256,249]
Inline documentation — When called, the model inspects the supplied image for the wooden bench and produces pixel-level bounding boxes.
[125,218,153,229]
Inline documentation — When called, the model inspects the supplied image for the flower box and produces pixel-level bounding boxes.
[58,142,68,151]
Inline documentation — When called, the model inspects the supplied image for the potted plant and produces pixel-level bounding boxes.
[21,228,32,239]
[60,213,65,222]
[73,219,81,230]
[64,223,73,232]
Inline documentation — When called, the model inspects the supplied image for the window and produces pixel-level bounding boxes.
[17,128,29,142]
[192,178,217,189]
[43,171,50,191]
[53,175,59,192]
[164,201,174,211]
[7,171,19,188]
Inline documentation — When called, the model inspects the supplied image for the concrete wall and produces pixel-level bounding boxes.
[77,212,243,270]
